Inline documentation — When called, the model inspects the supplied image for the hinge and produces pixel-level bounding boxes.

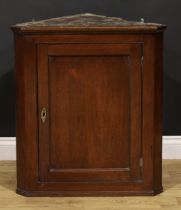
[139,157,143,167]
[141,56,144,67]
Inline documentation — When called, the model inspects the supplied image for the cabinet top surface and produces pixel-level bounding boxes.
[11,13,166,34]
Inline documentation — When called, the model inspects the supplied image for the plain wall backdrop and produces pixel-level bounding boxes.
[0,0,180,136]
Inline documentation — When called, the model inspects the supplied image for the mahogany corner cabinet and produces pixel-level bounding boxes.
[11,13,166,196]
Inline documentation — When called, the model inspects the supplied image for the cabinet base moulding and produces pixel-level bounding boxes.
[16,188,163,197]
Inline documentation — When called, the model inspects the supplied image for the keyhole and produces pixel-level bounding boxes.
[41,108,47,123]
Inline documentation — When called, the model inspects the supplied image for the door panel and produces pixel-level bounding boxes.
[37,43,142,183]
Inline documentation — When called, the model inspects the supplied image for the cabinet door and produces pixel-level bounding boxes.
[37,43,143,184]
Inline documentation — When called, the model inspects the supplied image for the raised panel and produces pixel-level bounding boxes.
[49,55,130,170]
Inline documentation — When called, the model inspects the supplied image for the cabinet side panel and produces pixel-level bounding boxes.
[142,35,155,190]
[14,34,26,190]
[143,34,163,193]
[153,33,163,191]
[15,35,38,191]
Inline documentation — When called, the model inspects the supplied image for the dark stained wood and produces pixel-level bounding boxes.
[12,14,166,196]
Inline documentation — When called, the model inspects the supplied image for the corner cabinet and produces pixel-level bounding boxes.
[12,13,166,196]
